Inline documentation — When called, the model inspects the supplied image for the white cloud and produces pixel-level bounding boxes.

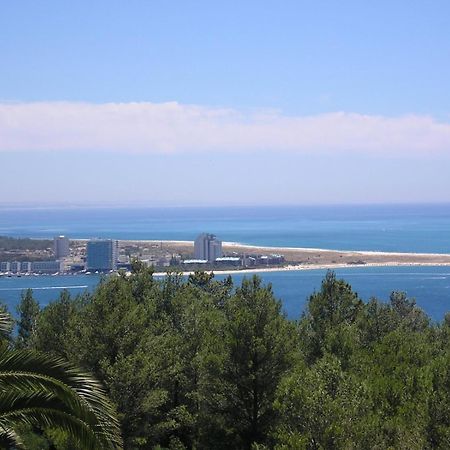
[0,101,450,154]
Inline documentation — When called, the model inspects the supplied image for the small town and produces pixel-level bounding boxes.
[0,234,286,275]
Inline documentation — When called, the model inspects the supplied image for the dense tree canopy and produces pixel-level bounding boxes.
[4,268,449,449]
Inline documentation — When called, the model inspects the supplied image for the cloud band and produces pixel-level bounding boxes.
[1,101,449,154]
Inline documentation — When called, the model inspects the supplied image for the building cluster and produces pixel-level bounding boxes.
[0,236,120,275]
[0,232,286,275]
[181,233,284,268]
[0,235,70,275]
[244,254,285,266]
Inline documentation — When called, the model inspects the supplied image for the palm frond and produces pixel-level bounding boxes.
[0,408,107,450]
[0,349,123,449]
[0,312,13,340]
[0,424,24,448]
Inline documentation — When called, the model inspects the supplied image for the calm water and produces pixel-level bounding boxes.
[1,204,450,252]
[0,266,449,321]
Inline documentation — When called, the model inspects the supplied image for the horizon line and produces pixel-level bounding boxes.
[1,201,450,211]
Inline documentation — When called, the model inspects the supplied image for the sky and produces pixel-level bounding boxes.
[1,1,450,206]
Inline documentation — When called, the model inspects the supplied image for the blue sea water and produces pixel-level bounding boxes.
[1,203,450,253]
[0,204,449,320]
[0,266,449,321]
[216,266,450,321]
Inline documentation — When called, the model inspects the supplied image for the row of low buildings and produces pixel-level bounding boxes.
[0,260,64,274]
[181,253,285,268]
[0,235,69,274]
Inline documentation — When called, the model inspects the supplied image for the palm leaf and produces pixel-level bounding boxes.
[0,312,13,340]
[0,424,23,448]
[0,349,122,449]
[0,408,105,450]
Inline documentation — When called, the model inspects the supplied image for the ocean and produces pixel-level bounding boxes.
[1,203,450,252]
[0,204,449,320]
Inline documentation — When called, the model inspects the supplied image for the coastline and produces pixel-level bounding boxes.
[119,239,450,276]
[5,238,449,277]
[152,261,450,277]
[125,239,450,258]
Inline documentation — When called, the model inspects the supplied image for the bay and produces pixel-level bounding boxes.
[1,266,449,321]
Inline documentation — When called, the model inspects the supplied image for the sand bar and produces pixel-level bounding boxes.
[118,239,450,274]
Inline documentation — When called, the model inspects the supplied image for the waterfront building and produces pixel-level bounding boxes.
[86,239,118,271]
[182,259,208,265]
[0,260,63,274]
[194,233,222,262]
[54,235,70,259]
[215,256,241,266]
[20,262,31,273]
[257,254,285,265]
[30,260,63,273]
[10,262,20,273]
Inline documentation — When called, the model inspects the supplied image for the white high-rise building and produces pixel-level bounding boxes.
[54,235,70,259]
[194,233,222,262]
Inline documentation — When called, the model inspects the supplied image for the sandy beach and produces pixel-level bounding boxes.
[152,261,450,277]
[120,239,450,275]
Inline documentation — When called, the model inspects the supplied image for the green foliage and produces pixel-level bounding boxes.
[32,290,80,358]
[214,276,299,448]
[25,269,450,449]
[0,236,52,252]
[299,270,363,363]
[16,289,40,350]
[274,354,367,449]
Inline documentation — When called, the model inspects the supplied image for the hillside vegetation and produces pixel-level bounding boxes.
[11,266,450,449]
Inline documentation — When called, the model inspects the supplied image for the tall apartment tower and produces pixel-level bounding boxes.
[194,233,222,262]
[54,235,70,259]
[86,239,118,271]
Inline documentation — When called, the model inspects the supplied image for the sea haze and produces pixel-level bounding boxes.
[0,203,450,253]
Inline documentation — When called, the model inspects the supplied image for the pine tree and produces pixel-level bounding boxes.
[16,288,40,349]
[207,276,299,449]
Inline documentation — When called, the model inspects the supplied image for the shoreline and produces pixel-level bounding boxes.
[102,239,450,273]
[127,240,450,275]
[4,238,450,277]
[152,261,450,277]
[2,261,450,279]
[122,239,450,258]
[221,242,450,258]
[46,237,450,258]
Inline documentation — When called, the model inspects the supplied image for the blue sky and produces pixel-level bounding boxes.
[1,1,450,205]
